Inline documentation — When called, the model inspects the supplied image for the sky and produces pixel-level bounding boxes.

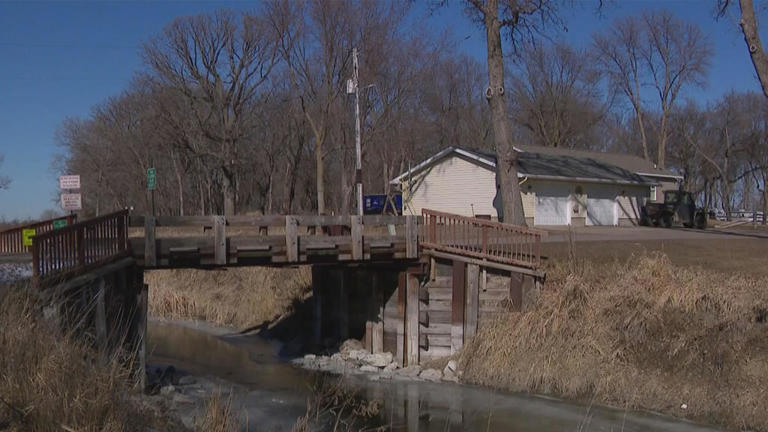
[0,0,762,221]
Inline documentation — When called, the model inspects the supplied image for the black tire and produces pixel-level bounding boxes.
[662,214,672,228]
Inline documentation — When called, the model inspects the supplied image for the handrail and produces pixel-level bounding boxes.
[0,215,77,254]
[32,210,129,288]
[419,209,543,269]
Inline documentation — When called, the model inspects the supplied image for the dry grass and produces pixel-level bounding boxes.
[292,378,384,432]
[0,287,183,432]
[460,252,768,431]
[194,392,241,432]
[147,266,312,329]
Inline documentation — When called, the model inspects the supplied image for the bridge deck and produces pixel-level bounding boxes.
[2,209,544,288]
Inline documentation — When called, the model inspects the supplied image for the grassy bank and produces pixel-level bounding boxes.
[460,252,768,431]
[0,287,176,431]
[147,266,312,330]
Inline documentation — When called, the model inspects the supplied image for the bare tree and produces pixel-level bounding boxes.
[460,0,571,225]
[511,41,609,149]
[718,0,768,100]
[142,10,278,215]
[594,11,711,169]
[643,11,711,169]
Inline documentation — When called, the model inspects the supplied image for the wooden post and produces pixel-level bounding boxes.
[351,215,363,260]
[406,271,420,366]
[372,272,384,353]
[285,216,298,262]
[144,216,156,267]
[465,263,479,340]
[95,277,107,352]
[312,266,323,348]
[338,268,349,342]
[406,216,418,258]
[429,257,436,281]
[396,271,406,365]
[451,260,465,354]
[135,272,148,392]
[213,215,226,265]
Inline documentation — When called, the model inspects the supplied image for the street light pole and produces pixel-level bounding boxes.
[353,47,363,216]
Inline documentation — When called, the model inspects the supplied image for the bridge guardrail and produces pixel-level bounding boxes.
[419,209,545,269]
[0,215,77,255]
[32,210,129,287]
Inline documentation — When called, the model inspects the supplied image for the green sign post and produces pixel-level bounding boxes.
[53,220,68,230]
[147,168,157,191]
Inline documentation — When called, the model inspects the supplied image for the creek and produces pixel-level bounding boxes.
[148,320,723,432]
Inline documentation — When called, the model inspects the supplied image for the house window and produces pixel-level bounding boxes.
[650,186,657,201]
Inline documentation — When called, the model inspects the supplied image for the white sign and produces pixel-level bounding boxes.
[60,193,82,211]
[59,175,81,190]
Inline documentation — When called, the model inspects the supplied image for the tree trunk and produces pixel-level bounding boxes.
[633,101,650,161]
[316,139,326,215]
[222,168,236,216]
[740,0,768,100]
[658,113,668,169]
[484,0,527,225]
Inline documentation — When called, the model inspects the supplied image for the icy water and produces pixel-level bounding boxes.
[148,321,724,432]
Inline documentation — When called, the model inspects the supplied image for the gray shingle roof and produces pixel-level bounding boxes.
[464,148,654,186]
[516,144,681,179]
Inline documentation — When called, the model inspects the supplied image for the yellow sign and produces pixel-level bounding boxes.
[22,229,36,247]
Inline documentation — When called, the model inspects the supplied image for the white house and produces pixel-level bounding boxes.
[390,145,682,227]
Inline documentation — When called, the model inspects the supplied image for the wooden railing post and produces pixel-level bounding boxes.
[285,216,298,262]
[213,216,226,265]
[77,225,86,268]
[144,216,156,267]
[32,238,40,288]
[406,216,418,259]
[429,214,436,244]
[351,215,363,260]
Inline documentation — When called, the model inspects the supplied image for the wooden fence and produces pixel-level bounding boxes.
[32,210,129,287]
[0,215,77,254]
[419,209,544,269]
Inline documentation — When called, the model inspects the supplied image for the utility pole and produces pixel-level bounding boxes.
[352,47,363,216]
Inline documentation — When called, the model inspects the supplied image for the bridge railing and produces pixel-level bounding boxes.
[129,213,420,267]
[419,209,545,269]
[0,215,77,255]
[32,210,129,287]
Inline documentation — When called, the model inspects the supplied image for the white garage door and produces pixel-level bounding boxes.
[586,188,617,226]
[535,186,570,225]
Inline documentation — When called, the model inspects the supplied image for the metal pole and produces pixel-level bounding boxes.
[353,47,363,216]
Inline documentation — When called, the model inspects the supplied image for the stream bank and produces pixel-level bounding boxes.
[147,319,725,432]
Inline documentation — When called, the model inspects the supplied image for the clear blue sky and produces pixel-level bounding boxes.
[0,0,761,220]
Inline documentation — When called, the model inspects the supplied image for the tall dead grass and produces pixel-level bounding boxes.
[0,288,181,431]
[147,266,312,329]
[460,252,768,431]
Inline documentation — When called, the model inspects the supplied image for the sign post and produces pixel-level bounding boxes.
[59,174,81,216]
[147,168,156,216]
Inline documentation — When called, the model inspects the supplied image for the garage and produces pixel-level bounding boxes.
[586,186,618,226]
[535,184,570,225]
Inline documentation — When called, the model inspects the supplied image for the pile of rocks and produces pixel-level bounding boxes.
[292,340,462,384]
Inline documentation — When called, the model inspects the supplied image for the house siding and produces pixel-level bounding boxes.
[403,155,498,218]
[399,151,654,226]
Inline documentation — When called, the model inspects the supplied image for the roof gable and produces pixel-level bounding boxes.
[391,146,657,186]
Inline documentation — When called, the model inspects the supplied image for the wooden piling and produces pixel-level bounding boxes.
[351,216,363,260]
[338,268,349,341]
[465,263,479,339]
[372,271,384,353]
[406,271,420,366]
[451,260,465,354]
[312,266,324,347]
[396,271,406,365]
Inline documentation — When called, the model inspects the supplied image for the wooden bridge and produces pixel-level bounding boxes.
[1,208,545,378]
